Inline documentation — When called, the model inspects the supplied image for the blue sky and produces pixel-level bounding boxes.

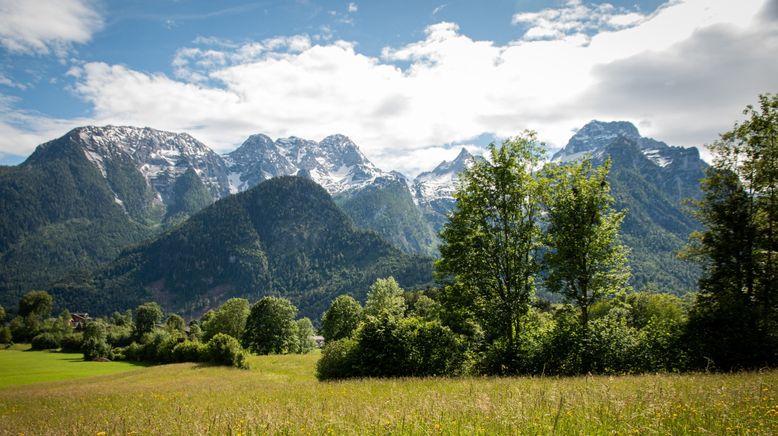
[0,0,775,174]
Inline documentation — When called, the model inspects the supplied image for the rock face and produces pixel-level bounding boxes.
[224,133,437,255]
[411,148,483,233]
[225,133,393,195]
[69,126,231,213]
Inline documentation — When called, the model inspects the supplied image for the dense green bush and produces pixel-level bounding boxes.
[172,340,208,363]
[318,314,466,380]
[316,339,359,380]
[82,320,112,360]
[60,333,83,353]
[207,333,249,369]
[31,332,62,350]
[0,326,12,344]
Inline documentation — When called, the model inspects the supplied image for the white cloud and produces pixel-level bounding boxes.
[0,0,103,56]
[348,3,358,13]
[2,0,775,177]
[512,0,648,44]
[432,4,447,16]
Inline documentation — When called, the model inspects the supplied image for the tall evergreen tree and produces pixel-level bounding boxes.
[436,132,545,360]
[684,93,778,369]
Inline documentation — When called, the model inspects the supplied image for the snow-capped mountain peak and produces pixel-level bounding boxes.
[65,125,230,205]
[551,120,684,168]
[225,133,395,195]
[412,147,481,205]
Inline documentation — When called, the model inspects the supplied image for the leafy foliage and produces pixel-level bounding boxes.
[134,302,163,337]
[436,133,545,359]
[684,93,778,369]
[207,333,249,369]
[242,296,298,355]
[542,157,631,372]
[320,295,362,342]
[201,298,250,341]
[364,276,406,318]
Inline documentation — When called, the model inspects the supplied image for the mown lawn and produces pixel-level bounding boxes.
[0,346,146,389]
[0,350,776,434]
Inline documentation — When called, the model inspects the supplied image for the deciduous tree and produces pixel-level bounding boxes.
[321,295,362,342]
[436,132,545,359]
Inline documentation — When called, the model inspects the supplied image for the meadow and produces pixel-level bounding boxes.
[0,345,145,389]
[0,348,776,435]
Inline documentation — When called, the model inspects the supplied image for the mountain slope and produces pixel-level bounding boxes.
[226,133,436,255]
[81,176,433,319]
[0,134,154,309]
[416,122,706,294]
[553,121,706,293]
[412,148,482,234]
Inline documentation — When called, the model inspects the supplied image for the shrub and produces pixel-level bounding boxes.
[82,336,113,360]
[82,320,112,361]
[60,333,83,352]
[120,342,146,362]
[0,326,13,344]
[172,341,208,363]
[207,333,249,369]
[31,332,62,350]
[316,338,359,380]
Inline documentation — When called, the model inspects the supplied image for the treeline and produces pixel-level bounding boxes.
[0,291,317,369]
[316,94,778,378]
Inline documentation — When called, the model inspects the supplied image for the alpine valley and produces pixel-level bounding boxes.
[0,121,706,317]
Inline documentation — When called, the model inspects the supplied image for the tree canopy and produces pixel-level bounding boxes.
[321,295,362,342]
[242,296,298,355]
[436,132,545,358]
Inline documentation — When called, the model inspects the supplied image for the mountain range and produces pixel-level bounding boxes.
[0,120,707,317]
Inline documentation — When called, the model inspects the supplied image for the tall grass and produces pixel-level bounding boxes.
[0,351,775,434]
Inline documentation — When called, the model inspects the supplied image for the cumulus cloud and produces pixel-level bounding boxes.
[512,0,646,44]
[0,0,103,56]
[3,0,775,177]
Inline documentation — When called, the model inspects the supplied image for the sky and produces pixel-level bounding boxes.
[0,0,776,176]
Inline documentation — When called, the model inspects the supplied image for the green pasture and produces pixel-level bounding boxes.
[0,350,776,434]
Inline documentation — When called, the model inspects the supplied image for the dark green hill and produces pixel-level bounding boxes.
[79,176,433,319]
[0,134,154,309]
[602,138,703,293]
[336,177,437,257]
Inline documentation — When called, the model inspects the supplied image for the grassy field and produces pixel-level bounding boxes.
[0,346,145,389]
[0,350,776,435]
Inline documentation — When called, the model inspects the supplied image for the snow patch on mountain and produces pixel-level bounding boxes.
[71,125,230,206]
[412,148,481,205]
[226,133,400,196]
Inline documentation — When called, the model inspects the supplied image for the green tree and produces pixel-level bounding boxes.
[202,298,250,341]
[18,290,53,319]
[294,318,316,354]
[134,302,163,336]
[242,296,298,354]
[188,321,203,342]
[684,93,778,369]
[166,314,186,332]
[0,327,11,344]
[82,319,112,360]
[364,277,406,318]
[321,295,362,342]
[0,305,5,322]
[436,132,545,358]
[542,158,631,336]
